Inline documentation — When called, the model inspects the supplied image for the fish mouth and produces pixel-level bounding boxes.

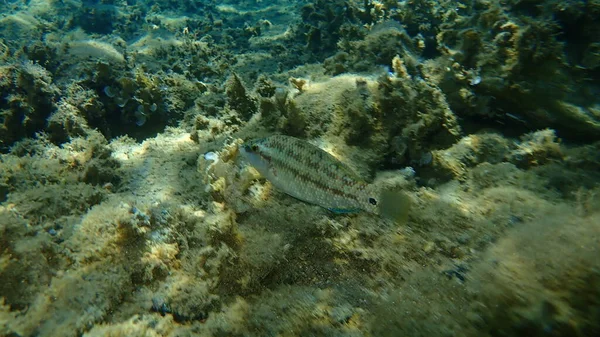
[239,145,249,156]
[239,141,255,157]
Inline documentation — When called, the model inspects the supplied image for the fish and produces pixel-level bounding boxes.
[239,135,410,223]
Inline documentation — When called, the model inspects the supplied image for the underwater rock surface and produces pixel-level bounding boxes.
[0,0,599,336]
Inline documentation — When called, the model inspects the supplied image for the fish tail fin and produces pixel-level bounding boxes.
[378,189,411,225]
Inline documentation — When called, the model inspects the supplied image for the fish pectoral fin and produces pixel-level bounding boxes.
[327,208,360,214]
[378,190,411,225]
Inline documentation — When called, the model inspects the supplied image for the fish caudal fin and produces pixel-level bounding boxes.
[378,189,411,225]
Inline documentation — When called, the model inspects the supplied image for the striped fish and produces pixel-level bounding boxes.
[239,135,410,222]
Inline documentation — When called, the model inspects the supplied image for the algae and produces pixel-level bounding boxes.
[0,0,599,336]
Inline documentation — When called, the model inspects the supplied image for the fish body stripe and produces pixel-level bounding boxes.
[240,135,379,214]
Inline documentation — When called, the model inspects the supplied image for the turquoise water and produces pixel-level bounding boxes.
[0,0,599,336]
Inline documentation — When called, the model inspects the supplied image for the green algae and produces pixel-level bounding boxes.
[0,0,599,336]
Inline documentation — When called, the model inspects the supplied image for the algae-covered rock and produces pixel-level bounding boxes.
[470,204,600,336]
[0,13,43,48]
[1,0,600,336]
[298,0,367,60]
[0,63,58,152]
[324,21,418,75]
[46,100,90,144]
[433,0,600,140]
[226,73,258,121]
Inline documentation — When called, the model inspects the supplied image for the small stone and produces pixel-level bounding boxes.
[103,86,116,98]
[204,151,218,162]
[469,76,481,86]
[423,241,435,253]
[457,233,471,244]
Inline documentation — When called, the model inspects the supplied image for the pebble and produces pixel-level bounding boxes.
[423,241,435,253]
[204,151,218,162]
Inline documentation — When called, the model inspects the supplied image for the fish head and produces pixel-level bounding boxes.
[359,186,381,214]
[239,138,271,176]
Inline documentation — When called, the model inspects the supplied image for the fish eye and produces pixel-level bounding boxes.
[368,197,377,205]
[251,144,259,151]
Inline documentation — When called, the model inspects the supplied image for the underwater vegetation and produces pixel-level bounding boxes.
[0,0,599,336]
